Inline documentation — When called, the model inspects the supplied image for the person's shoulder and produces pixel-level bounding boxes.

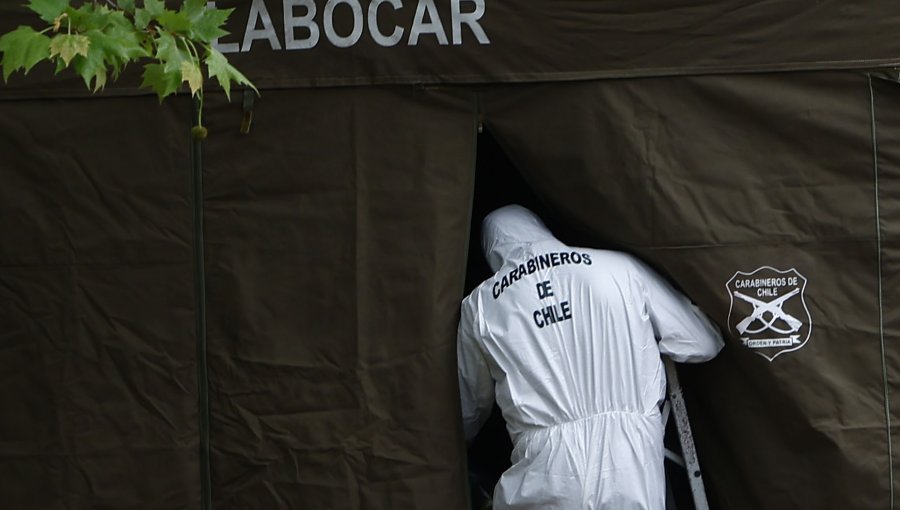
[575,246,639,269]
[462,275,496,310]
[460,276,499,331]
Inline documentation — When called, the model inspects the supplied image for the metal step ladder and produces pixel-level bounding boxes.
[662,357,710,510]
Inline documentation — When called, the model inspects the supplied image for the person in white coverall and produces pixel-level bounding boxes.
[457,204,724,510]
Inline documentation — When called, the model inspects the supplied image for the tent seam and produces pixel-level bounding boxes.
[351,89,365,510]
[868,73,893,510]
[191,97,212,510]
[4,60,900,100]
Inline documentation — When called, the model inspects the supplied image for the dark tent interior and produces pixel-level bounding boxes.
[465,129,521,508]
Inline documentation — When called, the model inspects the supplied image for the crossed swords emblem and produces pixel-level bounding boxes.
[733,288,803,335]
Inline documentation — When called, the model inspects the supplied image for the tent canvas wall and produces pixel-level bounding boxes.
[2,1,900,508]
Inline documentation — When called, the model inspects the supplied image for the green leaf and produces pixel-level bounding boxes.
[141,62,181,101]
[155,31,189,74]
[134,8,152,30]
[49,33,90,66]
[27,0,68,23]
[3,0,255,112]
[182,0,208,19]
[72,49,107,92]
[156,10,191,33]
[0,26,51,81]
[180,60,202,96]
[81,28,147,80]
[190,7,233,42]
[143,0,165,17]
[102,10,130,32]
[103,15,150,63]
[66,4,111,32]
[206,47,257,101]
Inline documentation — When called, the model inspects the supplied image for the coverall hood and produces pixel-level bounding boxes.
[482,205,558,272]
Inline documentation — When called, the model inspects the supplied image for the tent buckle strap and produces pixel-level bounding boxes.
[240,89,255,135]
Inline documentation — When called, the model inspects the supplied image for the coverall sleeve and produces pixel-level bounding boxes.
[633,258,725,363]
[456,298,495,442]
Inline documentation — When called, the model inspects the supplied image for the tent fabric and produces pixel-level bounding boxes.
[4,1,900,96]
[213,0,900,86]
[0,86,478,508]
[2,2,900,508]
[479,71,896,508]
[199,86,475,508]
[872,75,900,504]
[0,96,200,508]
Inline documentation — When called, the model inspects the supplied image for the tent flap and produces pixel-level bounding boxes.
[199,86,476,508]
[872,74,900,503]
[481,71,893,509]
[0,96,199,508]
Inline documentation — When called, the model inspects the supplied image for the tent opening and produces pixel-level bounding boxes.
[464,128,549,292]
[463,128,704,509]
[464,128,547,507]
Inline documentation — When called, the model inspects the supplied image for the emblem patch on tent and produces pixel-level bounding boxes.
[726,266,811,361]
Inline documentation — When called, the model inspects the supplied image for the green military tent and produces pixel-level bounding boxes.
[2,1,899,508]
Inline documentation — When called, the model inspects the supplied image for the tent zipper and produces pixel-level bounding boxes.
[191,98,212,510]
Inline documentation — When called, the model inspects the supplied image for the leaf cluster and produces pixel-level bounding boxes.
[0,0,257,106]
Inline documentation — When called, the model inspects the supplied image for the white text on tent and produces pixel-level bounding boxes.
[209,0,491,53]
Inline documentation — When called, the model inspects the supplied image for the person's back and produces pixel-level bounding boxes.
[458,205,723,510]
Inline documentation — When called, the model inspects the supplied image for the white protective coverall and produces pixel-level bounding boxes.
[457,205,724,510]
